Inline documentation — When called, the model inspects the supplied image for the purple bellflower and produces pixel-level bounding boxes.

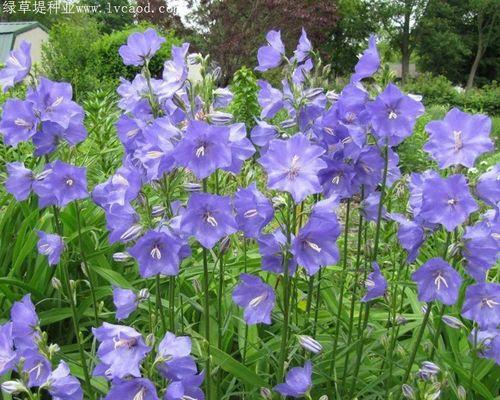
[258,230,297,275]
[181,193,237,249]
[350,35,380,83]
[462,283,500,329]
[43,361,83,400]
[232,274,276,325]
[258,133,326,203]
[256,30,285,72]
[32,160,88,208]
[22,350,51,387]
[291,212,340,276]
[419,174,477,232]
[129,230,183,278]
[361,191,387,222]
[161,43,189,99]
[5,162,34,201]
[258,80,284,119]
[11,294,40,351]
[234,183,274,238]
[93,322,151,380]
[0,41,31,92]
[389,213,425,263]
[250,120,278,148]
[0,323,16,375]
[174,120,232,179]
[119,28,165,66]
[0,99,37,146]
[293,28,312,63]
[424,108,493,168]
[361,262,387,302]
[223,123,255,174]
[37,231,64,266]
[274,361,312,398]
[165,373,205,400]
[469,329,500,365]
[156,332,197,381]
[476,164,500,206]
[105,378,159,400]
[112,287,147,320]
[411,258,462,305]
[366,83,424,146]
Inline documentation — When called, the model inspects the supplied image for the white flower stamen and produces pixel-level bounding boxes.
[195,145,205,158]
[150,246,161,260]
[388,110,398,120]
[244,209,259,218]
[453,130,463,152]
[305,240,321,252]
[434,273,448,291]
[66,178,74,186]
[481,297,499,309]
[249,293,268,308]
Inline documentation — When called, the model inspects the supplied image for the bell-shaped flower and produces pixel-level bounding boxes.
[0,41,31,92]
[462,283,500,329]
[37,231,64,266]
[256,30,285,72]
[232,274,275,325]
[273,361,312,398]
[361,262,387,302]
[234,183,274,238]
[119,28,165,66]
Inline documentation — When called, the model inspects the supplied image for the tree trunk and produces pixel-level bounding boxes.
[466,13,484,91]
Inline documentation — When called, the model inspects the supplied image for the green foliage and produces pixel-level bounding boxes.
[403,74,500,115]
[229,67,260,128]
[81,0,134,33]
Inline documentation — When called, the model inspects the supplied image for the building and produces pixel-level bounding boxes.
[0,21,48,65]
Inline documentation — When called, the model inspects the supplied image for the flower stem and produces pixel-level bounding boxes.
[329,199,351,384]
[202,245,212,399]
[217,248,225,399]
[74,201,99,326]
[169,276,175,333]
[155,275,167,334]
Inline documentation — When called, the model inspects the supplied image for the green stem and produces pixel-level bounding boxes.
[312,268,322,337]
[242,238,249,364]
[155,275,167,334]
[74,201,99,325]
[217,249,225,399]
[330,199,351,384]
[202,246,212,399]
[169,276,175,333]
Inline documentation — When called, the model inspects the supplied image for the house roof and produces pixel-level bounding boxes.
[0,22,47,63]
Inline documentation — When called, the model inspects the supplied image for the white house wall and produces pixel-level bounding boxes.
[14,27,48,64]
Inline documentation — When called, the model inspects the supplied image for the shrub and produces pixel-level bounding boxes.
[229,66,260,128]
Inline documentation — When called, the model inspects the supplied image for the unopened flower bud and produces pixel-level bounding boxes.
[326,90,339,103]
[280,119,296,129]
[220,236,231,254]
[208,111,233,125]
[304,87,324,100]
[113,252,131,262]
[421,304,428,314]
[425,390,441,400]
[421,361,440,375]
[184,182,202,192]
[1,380,27,395]
[69,279,76,291]
[35,169,53,181]
[402,384,415,399]
[51,277,62,290]
[457,386,466,400]
[138,288,150,301]
[81,262,88,277]
[442,315,464,329]
[447,242,462,258]
[298,335,323,354]
[260,387,272,399]
[146,333,155,347]
[151,205,165,218]
[192,278,202,294]
[120,225,143,242]
[319,396,329,400]
[48,343,60,358]
[396,315,408,325]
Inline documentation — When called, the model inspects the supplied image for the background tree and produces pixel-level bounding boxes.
[82,0,134,33]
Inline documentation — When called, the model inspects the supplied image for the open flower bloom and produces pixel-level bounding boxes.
[22,350,51,387]
[165,372,205,400]
[256,30,285,72]
[250,120,278,148]
[257,80,284,119]
[361,262,387,302]
[0,41,31,92]
[129,230,183,278]
[181,193,237,249]
[424,108,493,168]
[234,183,274,238]
[32,160,88,208]
[232,274,275,325]
[258,230,297,275]
[259,133,326,203]
[119,28,165,66]
[293,28,312,63]
[411,258,462,305]
[92,323,151,380]
[174,120,232,179]
[462,283,500,329]
[5,162,34,201]
[274,361,312,398]
[105,378,159,400]
[476,164,500,206]
[156,332,197,381]
[10,294,40,351]
[43,361,83,400]
[113,287,138,320]
[0,99,37,147]
[469,328,500,365]
[388,213,425,263]
[0,323,16,375]
[350,35,380,83]
[37,231,64,266]
[419,174,477,232]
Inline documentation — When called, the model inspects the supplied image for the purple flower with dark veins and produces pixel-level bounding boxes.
[424,108,493,168]
[119,28,165,66]
[43,361,83,400]
[419,174,477,232]
[234,183,274,238]
[165,373,205,400]
[37,231,64,266]
[366,83,424,146]
[273,361,312,398]
[411,258,462,305]
[258,230,297,275]
[32,160,88,208]
[0,323,16,375]
[476,164,500,206]
[174,120,232,179]
[361,262,387,302]
[258,134,326,203]
[291,211,341,275]
[129,230,183,278]
[0,99,37,146]
[256,30,285,72]
[258,80,284,119]
[318,157,358,200]
[5,162,34,201]
[0,41,31,92]
[233,274,275,325]
[181,193,237,249]
[11,294,40,351]
[462,283,500,329]
[105,378,159,400]
[350,35,380,83]
[92,322,151,380]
